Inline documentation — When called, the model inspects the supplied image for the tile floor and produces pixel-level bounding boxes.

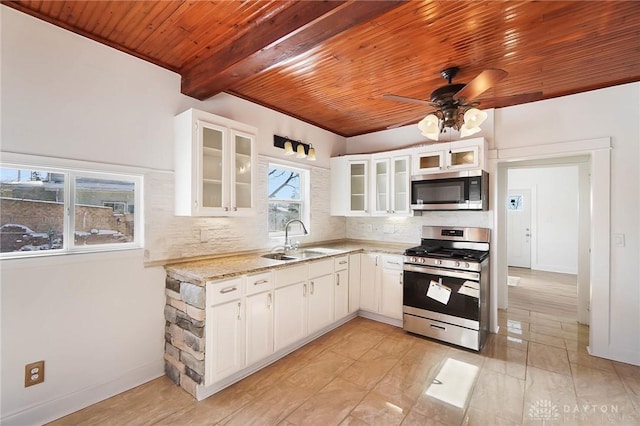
[51,311,640,425]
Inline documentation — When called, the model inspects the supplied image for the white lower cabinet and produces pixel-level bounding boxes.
[380,256,404,320]
[360,253,381,312]
[245,271,274,365]
[348,253,361,313]
[308,273,334,335]
[334,255,350,320]
[274,281,307,352]
[359,253,404,320]
[205,277,245,385]
[204,254,363,389]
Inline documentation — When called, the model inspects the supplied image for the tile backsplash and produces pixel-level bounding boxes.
[144,157,346,263]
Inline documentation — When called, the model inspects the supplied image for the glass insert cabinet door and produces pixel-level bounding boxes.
[448,146,479,169]
[374,159,389,214]
[393,156,409,214]
[200,123,226,209]
[232,130,254,210]
[349,161,368,213]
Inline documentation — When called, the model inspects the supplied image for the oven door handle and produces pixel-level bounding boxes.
[403,264,480,281]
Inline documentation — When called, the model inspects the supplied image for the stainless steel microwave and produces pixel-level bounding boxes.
[411,169,489,211]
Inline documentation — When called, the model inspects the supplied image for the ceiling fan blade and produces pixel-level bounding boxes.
[383,94,432,105]
[454,69,508,102]
[387,113,432,129]
[487,91,544,108]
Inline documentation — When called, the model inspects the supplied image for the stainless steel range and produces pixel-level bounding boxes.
[403,226,490,351]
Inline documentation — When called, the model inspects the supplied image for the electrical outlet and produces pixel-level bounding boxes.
[200,228,209,243]
[25,360,45,387]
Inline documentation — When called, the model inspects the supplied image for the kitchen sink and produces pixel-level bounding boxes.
[261,253,298,261]
[261,247,342,261]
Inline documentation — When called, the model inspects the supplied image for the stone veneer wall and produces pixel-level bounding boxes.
[163,274,206,397]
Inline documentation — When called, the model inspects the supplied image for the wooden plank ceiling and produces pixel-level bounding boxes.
[4,0,640,137]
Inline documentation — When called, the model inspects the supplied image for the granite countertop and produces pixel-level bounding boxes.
[164,240,410,285]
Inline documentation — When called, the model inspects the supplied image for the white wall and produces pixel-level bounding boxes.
[508,166,579,274]
[0,6,346,424]
[495,85,639,365]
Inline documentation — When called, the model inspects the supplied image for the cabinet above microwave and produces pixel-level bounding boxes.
[412,138,484,175]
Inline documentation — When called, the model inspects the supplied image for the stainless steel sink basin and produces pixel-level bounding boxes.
[291,250,329,259]
[261,253,297,261]
[261,247,342,261]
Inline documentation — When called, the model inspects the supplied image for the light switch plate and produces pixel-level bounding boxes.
[612,233,625,247]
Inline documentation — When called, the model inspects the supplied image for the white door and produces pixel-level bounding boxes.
[507,189,532,268]
[245,291,274,365]
[334,269,349,320]
[380,267,403,320]
[207,299,245,383]
[359,253,379,312]
[307,274,334,335]
[274,282,307,351]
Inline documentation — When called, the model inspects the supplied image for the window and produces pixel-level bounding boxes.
[268,163,309,236]
[0,163,142,258]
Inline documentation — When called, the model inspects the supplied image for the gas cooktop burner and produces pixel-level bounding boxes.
[404,245,442,256]
[404,246,488,262]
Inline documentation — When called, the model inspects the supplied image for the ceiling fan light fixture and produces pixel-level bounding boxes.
[463,108,487,128]
[418,114,440,141]
[459,108,487,138]
[460,122,482,138]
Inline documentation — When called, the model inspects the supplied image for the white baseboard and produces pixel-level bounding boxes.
[1,360,165,426]
[531,264,577,275]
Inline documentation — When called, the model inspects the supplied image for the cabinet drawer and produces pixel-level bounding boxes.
[334,255,349,271]
[309,258,334,278]
[207,277,244,306]
[275,264,308,288]
[381,255,403,270]
[246,271,274,296]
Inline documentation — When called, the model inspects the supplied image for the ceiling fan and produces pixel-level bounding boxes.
[383,66,508,140]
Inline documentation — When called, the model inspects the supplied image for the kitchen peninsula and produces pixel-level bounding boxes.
[163,241,407,400]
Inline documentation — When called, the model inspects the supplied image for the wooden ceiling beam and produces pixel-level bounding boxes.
[181,0,406,100]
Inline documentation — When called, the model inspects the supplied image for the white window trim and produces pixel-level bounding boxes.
[268,162,310,239]
[0,152,144,259]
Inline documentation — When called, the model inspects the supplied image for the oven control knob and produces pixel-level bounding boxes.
[437,260,442,265]
[465,262,470,268]
[420,258,426,264]
[455,261,461,267]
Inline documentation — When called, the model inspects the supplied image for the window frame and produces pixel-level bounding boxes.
[268,162,310,238]
[0,154,144,259]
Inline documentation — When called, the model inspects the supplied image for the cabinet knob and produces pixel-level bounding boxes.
[224,206,229,211]
[233,207,238,211]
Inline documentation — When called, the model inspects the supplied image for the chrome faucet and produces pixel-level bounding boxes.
[284,219,308,251]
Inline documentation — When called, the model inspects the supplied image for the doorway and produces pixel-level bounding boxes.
[499,156,591,326]
[492,137,611,359]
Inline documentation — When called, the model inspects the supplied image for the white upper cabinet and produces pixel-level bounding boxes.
[372,154,410,216]
[412,138,485,175]
[330,155,370,216]
[332,152,409,217]
[174,108,257,216]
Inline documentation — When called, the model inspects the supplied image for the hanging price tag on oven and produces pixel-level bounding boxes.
[427,279,452,305]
